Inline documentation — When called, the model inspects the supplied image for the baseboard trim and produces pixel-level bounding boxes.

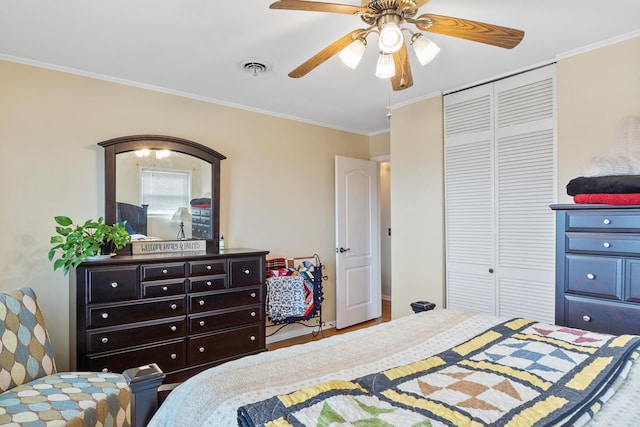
[265,320,337,344]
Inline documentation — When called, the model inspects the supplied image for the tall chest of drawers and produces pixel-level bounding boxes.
[551,205,640,335]
[70,248,268,383]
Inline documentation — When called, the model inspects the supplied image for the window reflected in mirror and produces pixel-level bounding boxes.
[115,150,212,240]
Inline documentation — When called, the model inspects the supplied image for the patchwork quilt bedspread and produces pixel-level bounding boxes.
[237,318,639,426]
[148,310,640,427]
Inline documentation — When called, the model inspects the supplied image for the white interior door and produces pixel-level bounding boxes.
[335,155,381,329]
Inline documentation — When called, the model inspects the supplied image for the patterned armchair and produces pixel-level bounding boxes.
[0,287,164,427]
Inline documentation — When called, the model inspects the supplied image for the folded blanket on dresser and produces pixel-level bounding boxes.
[566,175,640,196]
[238,318,640,427]
[574,193,640,205]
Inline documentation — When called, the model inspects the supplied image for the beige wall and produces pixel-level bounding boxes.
[0,60,369,370]
[557,36,640,203]
[389,96,444,318]
[369,132,390,159]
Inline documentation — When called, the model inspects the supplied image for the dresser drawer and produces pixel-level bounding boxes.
[229,257,263,288]
[566,210,640,232]
[86,266,138,303]
[188,259,226,276]
[85,339,187,374]
[626,259,640,303]
[142,279,186,298]
[87,317,186,352]
[189,275,227,292]
[189,288,262,314]
[566,233,640,255]
[188,324,264,366]
[565,255,622,299]
[141,262,186,280]
[189,305,262,334]
[88,297,186,328]
[564,296,640,335]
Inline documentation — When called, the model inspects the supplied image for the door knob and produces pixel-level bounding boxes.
[338,247,350,253]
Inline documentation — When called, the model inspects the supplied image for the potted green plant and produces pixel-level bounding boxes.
[48,216,131,275]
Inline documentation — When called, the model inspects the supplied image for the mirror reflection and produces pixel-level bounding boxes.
[116,150,212,240]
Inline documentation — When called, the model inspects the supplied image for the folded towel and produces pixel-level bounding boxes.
[574,193,640,205]
[566,175,640,195]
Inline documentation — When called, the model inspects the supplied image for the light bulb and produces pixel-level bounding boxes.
[411,33,440,66]
[338,38,367,69]
[378,21,404,53]
[375,53,395,78]
[155,150,171,159]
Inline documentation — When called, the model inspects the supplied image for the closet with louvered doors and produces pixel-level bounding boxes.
[444,64,557,323]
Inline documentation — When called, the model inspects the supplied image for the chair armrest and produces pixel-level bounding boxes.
[124,363,165,427]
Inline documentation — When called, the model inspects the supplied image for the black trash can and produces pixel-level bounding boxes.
[411,301,436,313]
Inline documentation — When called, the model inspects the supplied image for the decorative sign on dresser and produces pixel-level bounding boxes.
[551,204,640,335]
[70,248,269,383]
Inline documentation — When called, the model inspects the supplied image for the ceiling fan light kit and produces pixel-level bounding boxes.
[378,18,404,53]
[269,0,525,91]
[338,37,367,69]
[375,52,396,78]
[411,32,440,66]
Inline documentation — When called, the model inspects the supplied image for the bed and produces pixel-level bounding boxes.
[148,309,640,426]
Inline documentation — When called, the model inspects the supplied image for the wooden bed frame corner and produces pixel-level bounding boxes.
[123,363,166,427]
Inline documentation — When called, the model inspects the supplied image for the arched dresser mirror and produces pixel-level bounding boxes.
[99,135,225,245]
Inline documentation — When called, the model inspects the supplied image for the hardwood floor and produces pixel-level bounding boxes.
[266,299,391,351]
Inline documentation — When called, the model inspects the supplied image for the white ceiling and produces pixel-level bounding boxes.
[1,0,639,135]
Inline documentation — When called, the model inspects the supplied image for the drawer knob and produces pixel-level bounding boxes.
[170,353,177,360]
[206,281,212,286]
[603,242,611,248]
[243,269,250,275]
[170,303,178,310]
[582,315,592,322]
[101,337,108,344]
[199,347,205,353]
[162,269,168,274]
[101,313,109,319]
[199,300,205,306]
[250,311,256,317]
[110,282,118,289]
[250,292,257,298]
[603,218,611,225]
[206,265,212,270]
[162,286,168,291]
[170,325,177,332]
[102,368,109,373]
[586,273,595,280]
[199,320,205,326]
[250,335,256,341]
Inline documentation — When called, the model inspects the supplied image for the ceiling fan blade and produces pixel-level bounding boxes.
[416,14,524,49]
[391,42,413,91]
[288,29,365,78]
[411,0,431,8]
[270,0,369,15]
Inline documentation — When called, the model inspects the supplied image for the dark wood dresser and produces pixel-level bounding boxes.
[70,248,268,383]
[551,204,640,335]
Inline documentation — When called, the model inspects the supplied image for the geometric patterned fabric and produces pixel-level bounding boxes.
[0,287,57,392]
[238,318,640,427]
[0,372,130,427]
[0,288,131,427]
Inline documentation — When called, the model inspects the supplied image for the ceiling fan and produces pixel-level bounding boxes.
[269,0,525,91]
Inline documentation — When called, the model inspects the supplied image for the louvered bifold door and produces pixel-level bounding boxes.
[444,83,496,314]
[494,65,556,322]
